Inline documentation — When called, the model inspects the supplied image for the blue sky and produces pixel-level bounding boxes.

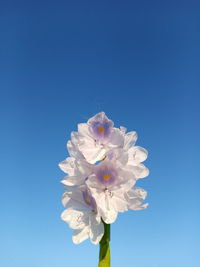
[1,1,200,266]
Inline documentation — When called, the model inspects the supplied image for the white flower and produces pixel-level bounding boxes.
[60,112,150,244]
[61,186,104,244]
[86,150,137,224]
[68,112,124,164]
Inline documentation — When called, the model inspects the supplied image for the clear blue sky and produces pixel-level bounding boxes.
[1,1,200,266]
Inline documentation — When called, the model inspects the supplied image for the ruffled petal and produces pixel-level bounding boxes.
[79,138,106,163]
[101,209,118,224]
[61,209,87,229]
[61,175,84,186]
[62,188,90,211]
[83,147,106,164]
[128,164,149,179]
[60,158,92,186]
[76,160,93,177]
[88,112,109,123]
[67,140,84,160]
[128,146,148,165]
[110,192,129,213]
[72,227,89,244]
[126,187,148,210]
[108,128,124,147]
[117,167,137,187]
[106,148,128,165]
[89,214,104,244]
[120,126,127,134]
[59,157,75,175]
[86,184,118,224]
[123,131,138,150]
[78,123,91,137]
[86,174,106,192]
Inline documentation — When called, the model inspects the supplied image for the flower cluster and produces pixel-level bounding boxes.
[59,112,149,244]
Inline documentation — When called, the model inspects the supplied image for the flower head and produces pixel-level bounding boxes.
[59,112,149,244]
[85,151,138,223]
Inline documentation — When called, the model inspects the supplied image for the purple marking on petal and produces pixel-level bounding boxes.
[88,113,114,142]
[107,151,114,161]
[82,189,97,211]
[94,162,118,187]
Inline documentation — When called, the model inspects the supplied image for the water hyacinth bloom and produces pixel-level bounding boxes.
[59,112,149,267]
[88,112,114,143]
[61,186,104,244]
[86,149,145,224]
[68,112,124,164]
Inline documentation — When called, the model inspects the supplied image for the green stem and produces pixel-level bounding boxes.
[98,222,110,267]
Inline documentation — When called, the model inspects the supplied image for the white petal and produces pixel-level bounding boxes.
[79,140,106,164]
[120,126,127,134]
[67,140,84,160]
[126,187,148,210]
[106,148,128,165]
[83,148,106,164]
[60,159,93,186]
[62,188,90,211]
[94,190,119,224]
[108,128,124,147]
[61,209,87,229]
[76,160,93,177]
[71,131,80,143]
[89,214,104,244]
[114,166,137,190]
[88,112,113,127]
[129,201,148,210]
[128,164,149,179]
[128,146,148,165]
[59,157,75,175]
[61,175,84,186]
[86,174,105,191]
[72,227,89,244]
[127,187,147,199]
[110,192,129,213]
[101,209,118,224]
[123,131,138,150]
[87,186,118,224]
[78,123,91,137]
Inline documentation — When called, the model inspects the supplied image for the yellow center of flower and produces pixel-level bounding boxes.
[85,197,91,203]
[103,174,111,181]
[98,127,105,134]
